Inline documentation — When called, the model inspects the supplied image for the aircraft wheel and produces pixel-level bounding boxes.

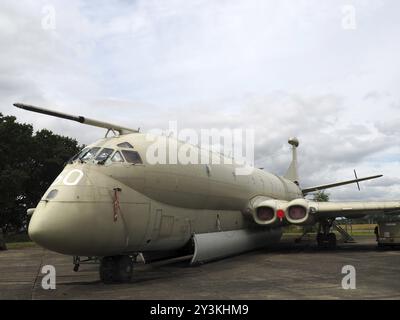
[99,257,117,284]
[114,255,133,283]
[327,233,337,249]
[99,256,133,283]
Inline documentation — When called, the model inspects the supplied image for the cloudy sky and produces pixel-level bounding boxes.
[1,0,399,201]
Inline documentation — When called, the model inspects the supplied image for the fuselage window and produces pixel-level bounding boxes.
[95,148,114,163]
[117,142,134,149]
[80,147,100,161]
[122,150,142,164]
[111,151,124,163]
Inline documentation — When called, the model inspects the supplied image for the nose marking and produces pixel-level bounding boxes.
[62,169,84,185]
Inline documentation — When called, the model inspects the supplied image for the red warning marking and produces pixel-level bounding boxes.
[113,188,121,222]
[277,209,285,221]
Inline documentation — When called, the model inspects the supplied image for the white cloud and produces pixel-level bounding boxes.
[0,0,399,201]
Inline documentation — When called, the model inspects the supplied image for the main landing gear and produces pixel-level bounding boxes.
[99,255,134,283]
[295,219,355,248]
[316,219,337,249]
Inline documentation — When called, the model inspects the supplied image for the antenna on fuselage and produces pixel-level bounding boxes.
[284,137,300,185]
[13,103,139,135]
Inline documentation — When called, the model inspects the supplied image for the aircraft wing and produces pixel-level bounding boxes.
[302,174,383,195]
[307,200,400,219]
[285,198,400,225]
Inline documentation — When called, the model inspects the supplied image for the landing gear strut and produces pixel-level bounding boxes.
[73,256,99,272]
[99,256,133,283]
[316,219,337,249]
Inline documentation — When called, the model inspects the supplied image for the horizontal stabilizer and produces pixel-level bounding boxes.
[302,174,383,195]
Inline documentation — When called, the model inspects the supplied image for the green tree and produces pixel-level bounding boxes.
[0,113,81,238]
[313,190,330,202]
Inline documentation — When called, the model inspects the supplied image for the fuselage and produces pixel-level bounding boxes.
[28,133,303,257]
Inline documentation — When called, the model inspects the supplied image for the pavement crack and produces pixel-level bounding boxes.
[31,248,45,300]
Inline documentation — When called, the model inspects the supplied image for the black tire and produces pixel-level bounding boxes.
[115,256,133,283]
[99,257,117,284]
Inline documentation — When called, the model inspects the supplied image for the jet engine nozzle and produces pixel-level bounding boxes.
[256,206,275,223]
[285,199,315,225]
[248,197,288,226]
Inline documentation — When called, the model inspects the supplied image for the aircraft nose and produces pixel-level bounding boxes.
[28,201,86,255]
[28,198,126,256]
[28,168,131,256]
[28,207,55,251]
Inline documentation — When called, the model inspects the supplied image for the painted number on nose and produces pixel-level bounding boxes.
[62,169,84,186]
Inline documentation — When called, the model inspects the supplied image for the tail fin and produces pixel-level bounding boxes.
[284,137,300,185]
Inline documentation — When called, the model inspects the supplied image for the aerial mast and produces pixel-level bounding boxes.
[284,137,300,185]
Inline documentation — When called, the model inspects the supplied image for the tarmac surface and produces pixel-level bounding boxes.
[1,235,399,300]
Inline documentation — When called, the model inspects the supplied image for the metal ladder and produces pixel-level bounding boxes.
[332,221,356,243]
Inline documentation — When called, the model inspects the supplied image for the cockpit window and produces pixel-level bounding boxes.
[80,147,100,161]
[69,147,89,163]
[122,150,142,164]
[117,142,134,149]
[111,151,124,163]
[95,148,114,163]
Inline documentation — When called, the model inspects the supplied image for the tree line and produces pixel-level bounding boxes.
[0,113,81,238]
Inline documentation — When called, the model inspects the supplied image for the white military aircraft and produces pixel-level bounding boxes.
[14,103,400,283]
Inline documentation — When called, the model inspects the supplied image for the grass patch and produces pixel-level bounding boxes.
[2,232,35,250]
[283,224,376,235]
[5,241,37,250]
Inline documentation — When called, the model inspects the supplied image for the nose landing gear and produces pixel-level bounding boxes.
[99,255,133,283]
